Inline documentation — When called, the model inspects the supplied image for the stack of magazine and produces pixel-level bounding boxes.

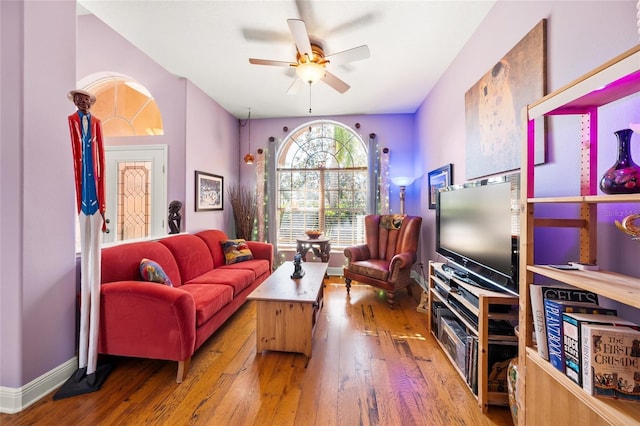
[434,303,517,397]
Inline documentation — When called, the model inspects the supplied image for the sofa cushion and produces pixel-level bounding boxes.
[221,239,253,265]
[348,259,390,281]
[178,284,233,326]
[139,258,173,286]
[194,230,229,268]
[101,241,182,287]
[159,234,214,283]
[219,259,270,279]
[186,268,255,295]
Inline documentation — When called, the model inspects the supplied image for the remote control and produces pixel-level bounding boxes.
[568,262,599,271]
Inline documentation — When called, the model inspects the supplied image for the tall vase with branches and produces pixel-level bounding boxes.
[227,183,257,241]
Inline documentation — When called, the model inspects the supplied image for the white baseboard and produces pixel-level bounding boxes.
[0,357,77,414]
[327,266,343,276]
[327,266,427,289]
[411,268,428,291]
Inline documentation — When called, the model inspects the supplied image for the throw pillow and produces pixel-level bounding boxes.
[221,239,254,265]
[139,258,173,287]
[379,214,406,230]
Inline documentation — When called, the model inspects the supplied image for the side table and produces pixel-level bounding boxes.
[296,237,331,262]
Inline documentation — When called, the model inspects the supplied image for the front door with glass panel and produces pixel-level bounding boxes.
[103,145,167,243]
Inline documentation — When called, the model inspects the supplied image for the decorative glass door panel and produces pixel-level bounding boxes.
[117,161,151,240]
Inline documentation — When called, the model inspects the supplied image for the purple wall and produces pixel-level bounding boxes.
[1,0,77,388]
[241,113,416,214]
[77,14,241,238]
[416,1,639,316]
[185,80,240,232]
[240,114,416,268]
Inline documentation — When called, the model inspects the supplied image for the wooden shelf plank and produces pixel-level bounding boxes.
[528,265,640,310]
[528,45,640,118]
[528,194,640,203]
[525,348,640,425]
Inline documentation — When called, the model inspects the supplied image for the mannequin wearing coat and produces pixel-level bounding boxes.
[58,89,110,395]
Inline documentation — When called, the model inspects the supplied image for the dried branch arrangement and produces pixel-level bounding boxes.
[227,184,257,241]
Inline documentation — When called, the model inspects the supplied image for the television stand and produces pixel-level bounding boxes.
[442,262,507,294]
[428,261,519,413]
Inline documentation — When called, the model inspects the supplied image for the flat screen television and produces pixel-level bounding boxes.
[435,173,520,295]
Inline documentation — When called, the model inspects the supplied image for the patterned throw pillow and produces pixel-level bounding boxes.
[379,214,406,230]
[139,258,173,286]
[221,239,254,265]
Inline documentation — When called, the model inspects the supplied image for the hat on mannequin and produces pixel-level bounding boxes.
[67,89,96,105]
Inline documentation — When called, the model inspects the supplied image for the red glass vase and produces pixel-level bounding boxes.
[599,129,640,194]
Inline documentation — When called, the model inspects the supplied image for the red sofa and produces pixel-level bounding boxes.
[99,230,273,382]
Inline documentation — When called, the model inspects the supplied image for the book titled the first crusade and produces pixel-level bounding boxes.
[582,324,640,401]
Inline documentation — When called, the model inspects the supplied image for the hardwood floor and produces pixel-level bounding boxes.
[1,277,514,425]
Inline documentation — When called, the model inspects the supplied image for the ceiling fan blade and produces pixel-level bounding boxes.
[322,70,350,94]
[294,0,317,30]
[287,19,312,57]
[249,58,295,67]
[325,45,370,65]
[286,77,305,95]
[327,13,377,35]
[242,28,291,44]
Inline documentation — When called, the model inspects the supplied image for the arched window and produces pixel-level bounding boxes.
[276,121,368,249]
[81,72,164,136]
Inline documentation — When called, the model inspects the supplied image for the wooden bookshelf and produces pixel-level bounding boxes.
[518,45,640,426]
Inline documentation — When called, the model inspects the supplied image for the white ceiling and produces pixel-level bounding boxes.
[78,0,496,119]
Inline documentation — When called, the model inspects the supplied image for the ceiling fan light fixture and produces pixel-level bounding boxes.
[296,61,325,84]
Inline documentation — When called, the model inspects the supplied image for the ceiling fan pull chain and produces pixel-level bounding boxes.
[308,81,312,114]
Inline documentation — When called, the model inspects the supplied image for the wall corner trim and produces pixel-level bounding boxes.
[0,357,77,414]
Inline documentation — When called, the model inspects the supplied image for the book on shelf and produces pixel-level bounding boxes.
[465,335,474,384]
[544,299,615,372]
[529,283,598,360]
[439,317,468,374]
[469,337,478,395]
[582,323,640,401]
[562,312,636,386]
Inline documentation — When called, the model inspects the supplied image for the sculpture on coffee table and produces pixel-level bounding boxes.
[291,253,305,279]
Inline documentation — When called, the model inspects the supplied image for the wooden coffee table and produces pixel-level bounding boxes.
[247,261,328,357]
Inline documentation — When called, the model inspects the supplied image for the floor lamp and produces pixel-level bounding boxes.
[391,176,415,214]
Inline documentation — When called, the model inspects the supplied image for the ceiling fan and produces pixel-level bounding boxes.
[249,19,370,95]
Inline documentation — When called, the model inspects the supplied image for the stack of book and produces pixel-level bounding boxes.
[530,282,640,402]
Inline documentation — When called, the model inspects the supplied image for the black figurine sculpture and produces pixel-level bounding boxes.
[168,200,182,234]
[291,253,305,279]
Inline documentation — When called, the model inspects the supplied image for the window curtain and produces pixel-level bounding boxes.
[379,146,390,214]
[367,133,389,214]
[255,148,266,242]
[265,137,277,247]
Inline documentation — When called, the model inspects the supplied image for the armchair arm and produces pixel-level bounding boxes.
[344,244,371,263]
[388,251,418,282]
[99,281,196,361]
[246,241,274,270]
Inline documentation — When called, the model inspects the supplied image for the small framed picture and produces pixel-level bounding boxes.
[195,171,223,211]
[428,164,453,209]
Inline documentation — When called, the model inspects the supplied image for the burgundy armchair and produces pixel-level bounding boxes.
[343,214,422,308]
